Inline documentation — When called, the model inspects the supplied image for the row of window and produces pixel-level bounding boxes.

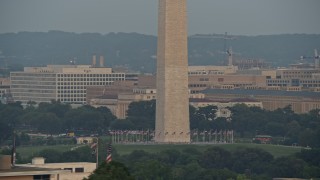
[199,78,209,81]
[11,73,55,77]
[57,90,85,94]
[189,84,207,88]
[11,77,56,81]
[57,78,123,81]
[11,85,56,89]
[57,86,86,90]
[58,94,86,97]
[57,74,124,77]
[57,82,112,87]
[11,81,56,85]
[58,98,86,102]
[283,75,312,78]
[282,71,315,74]
[267,80,290,83]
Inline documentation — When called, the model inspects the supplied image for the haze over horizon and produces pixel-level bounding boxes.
[1,0,320,36]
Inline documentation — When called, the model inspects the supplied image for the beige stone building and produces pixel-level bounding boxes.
[188,65,238,75]
[75,137,94,144]
[87,70,320,118]
[203,88,320,114]
[0,155,69,180]
[18,157,96,180]
[190,98,263,119]
[90,88,156,119]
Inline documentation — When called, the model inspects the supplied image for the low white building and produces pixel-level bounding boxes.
[18,157,96,180]
[76,137,94,144]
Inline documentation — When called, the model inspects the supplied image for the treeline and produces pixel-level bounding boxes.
[1,31,320,74]
[11,145,319,179]
[113,100,320,148]
[0,100,116,135]
[1,100,320,148]
[116,147,320,179]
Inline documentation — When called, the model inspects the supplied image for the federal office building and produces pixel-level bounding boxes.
[10,65,125,105]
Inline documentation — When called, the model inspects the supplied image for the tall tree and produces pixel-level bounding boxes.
[85,161,134,180]
[126,100,156,129]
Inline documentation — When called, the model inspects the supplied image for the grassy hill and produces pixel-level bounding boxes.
[17,143,303,160]
[113,143,303,158]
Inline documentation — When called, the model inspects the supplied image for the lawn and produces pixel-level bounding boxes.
[17,144,79,159]
[17,143,304,160]
[114,143,302,158]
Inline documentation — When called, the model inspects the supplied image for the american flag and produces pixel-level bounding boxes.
[90,143,97,155]
[106,143,112,163]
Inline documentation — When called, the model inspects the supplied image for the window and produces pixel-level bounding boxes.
[33,175,50,180]
[75,167,84,173]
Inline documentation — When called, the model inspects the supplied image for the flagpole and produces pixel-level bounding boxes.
[11,131,16,167]
[95,137,99,168]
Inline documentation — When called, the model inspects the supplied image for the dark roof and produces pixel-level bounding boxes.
[202,89,320,99]
[189,98,259,103]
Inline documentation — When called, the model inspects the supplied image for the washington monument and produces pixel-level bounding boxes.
[155,0,190,143]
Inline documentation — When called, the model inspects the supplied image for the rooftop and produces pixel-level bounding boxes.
[202,88,320,99]
[0,166,69,177]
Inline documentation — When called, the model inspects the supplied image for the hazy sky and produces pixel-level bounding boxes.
[1,0,320,35]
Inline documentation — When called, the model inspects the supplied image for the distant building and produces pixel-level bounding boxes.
[76,137,94,144]
[190,98,263,119]
[90,88,157,119]
[10,65,125,104]
[0,78,10,103]
[266,69,320,89]
[203,88,320,114]
[188,65,238,75]
[8,63,320,114]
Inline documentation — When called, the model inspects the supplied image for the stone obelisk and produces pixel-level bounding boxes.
[155,0,190,143]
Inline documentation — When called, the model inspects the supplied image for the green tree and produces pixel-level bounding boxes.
[232,148,273,174]
[0,105,24,127]
[18,132,30,146]
[38,100,71,118]
[34,113,63,135]
[37,149,62,163]
[110,119,135,130]
[64,106,109,132]
[199,147,232,169]
[85,161,134,180]
[126,100,155,129]
[131,159,171,180]
[0,122,12,145]
[270,156,306,178]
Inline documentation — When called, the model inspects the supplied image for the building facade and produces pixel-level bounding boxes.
[10,65,125,104]
[18,157,96,180]
[203,88,320,114]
